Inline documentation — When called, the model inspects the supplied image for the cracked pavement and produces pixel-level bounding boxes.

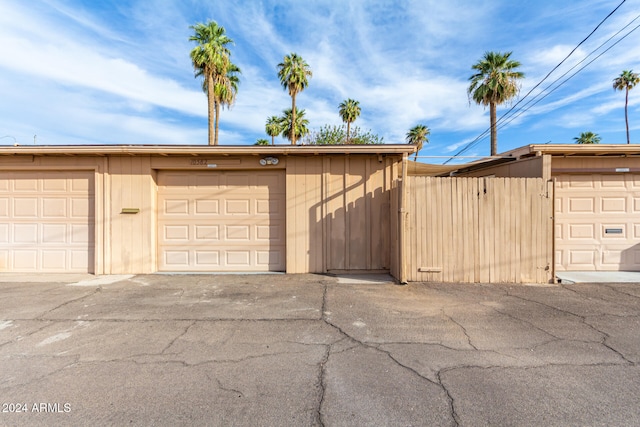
[0,274,639,426]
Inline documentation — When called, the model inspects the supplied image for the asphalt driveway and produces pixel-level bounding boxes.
[0,273,639,426]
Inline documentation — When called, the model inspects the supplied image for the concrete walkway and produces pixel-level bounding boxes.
[556,271,640,284]
[1,274,639,426]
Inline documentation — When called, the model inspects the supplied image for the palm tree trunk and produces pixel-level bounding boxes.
[214,101,221,146]
[271,135,274,145]
[207,74,215,146]
[346,122,351,144]
[490,102,497,156]
[625,88,630,144]
[291,95,297,145]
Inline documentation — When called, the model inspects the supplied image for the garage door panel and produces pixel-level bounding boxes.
[14,178,38,192]
[568,223,595,239]
[42,250,66,269]
[226,174,250,186]
[71,198,90,217]
[164,250,190,267]
[43,198,67,217]
[157,170,285,272]
[566,176,594,188]
[568,250,595,268]
[601,175,626,188]
[601,250,623,267]
[225,199,250,215]
[43,224,67,243]
[568,198,594,213]
[195,199,218,214]
[256,199,283,215]
[70,250,89,270]
[256,250,283,267]
[165,199,189,214]
[601,197,626,213]
[195,251,219,266]
[226,251,250,266]
[13,250,37,269]
[601,225,626,239]
[164,225,189,241]
[0,171,94,273]
[14,198,38,217]
[43,178,67,192]
[195,225,218,240]
[70,224,91,243]
[556,174,640,271]
[226,225,250,240]
[14,224,38,243]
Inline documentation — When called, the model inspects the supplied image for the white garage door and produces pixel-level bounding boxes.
[0,171,94,273]
[157,170,286,272]
[555,173,640,271]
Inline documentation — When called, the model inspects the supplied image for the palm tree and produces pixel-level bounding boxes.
[468,51,525,155]
[197,62,241,145]
[265,115,283,145]
[613,70,640,144]
[279,107,309,143]
[573,132,601,144]
[189,21,235,145]
[338,99,361,143]
[277,53,312,145]
[406,124,430,160]
[255,139,270,146]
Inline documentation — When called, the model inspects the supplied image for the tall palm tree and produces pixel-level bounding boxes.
[338,99,361,143]
[573,132,601,144]
[214,62,241,144]
[406,124,430,160]
[189,21,234,145]
[468,51,524,155]
[265,115,283,145]
[279,107,309,143]
[197,62,241,145]
[613,70,640,144]
[277,53,312,145]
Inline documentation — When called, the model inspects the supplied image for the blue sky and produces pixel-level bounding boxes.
[1,0,639,163]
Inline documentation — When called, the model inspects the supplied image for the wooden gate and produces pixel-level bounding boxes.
[404,177,553,283]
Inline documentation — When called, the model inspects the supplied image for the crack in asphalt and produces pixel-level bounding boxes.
[315,345,330,427]
[599,284,640,302]
[38,286,103,319]
[214,377,244,398]
[2,275,639,425]
[160,320,196,354]
[443,311,478,350]
[320,281,458,426]
[0,320,53,349]
[437,370,460,427]
[506,291,608,338]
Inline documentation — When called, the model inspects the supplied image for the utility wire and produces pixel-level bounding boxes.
[444,0,628,164]
[492,21,640,133]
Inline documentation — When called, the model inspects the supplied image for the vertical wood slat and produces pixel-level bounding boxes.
[405,176,552,283]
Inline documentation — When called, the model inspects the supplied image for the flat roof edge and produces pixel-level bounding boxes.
[501,144,640,157]
[0,144,415,156]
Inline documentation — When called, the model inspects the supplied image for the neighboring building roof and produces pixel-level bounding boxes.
[0,144,416,156]
[503,144,640,158]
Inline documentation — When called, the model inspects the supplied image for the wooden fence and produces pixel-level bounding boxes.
[404,177,553,283]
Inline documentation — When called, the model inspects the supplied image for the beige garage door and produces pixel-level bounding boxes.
[0,171,94,273]
[157,170,285,272]
[555,173,640,271]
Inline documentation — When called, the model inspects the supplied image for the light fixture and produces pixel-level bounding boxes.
[260,156,279,166]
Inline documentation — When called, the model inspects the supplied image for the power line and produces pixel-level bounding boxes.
[444,0,628,164]
[492,20,640,133]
